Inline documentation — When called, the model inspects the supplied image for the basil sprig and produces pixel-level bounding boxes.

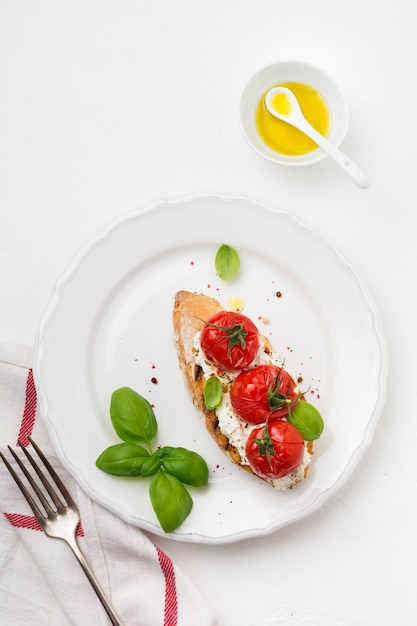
[203,376,223,410]
[287,401,324,441]
[95,443,150,476]
[96,387,209,533]
[110,386,157,448]
[150,470,193,533]
[162,447,208,486]
[215,243,240,280]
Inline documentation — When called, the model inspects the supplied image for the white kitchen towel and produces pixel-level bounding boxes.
[0,343,217,626]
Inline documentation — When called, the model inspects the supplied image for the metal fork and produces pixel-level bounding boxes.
[0,437,123,626]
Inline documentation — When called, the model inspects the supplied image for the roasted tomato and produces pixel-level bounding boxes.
[245,419,305,479]
[230,364,300,424]
[199,311,260,371]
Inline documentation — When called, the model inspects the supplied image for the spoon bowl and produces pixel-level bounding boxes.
[264,86,369,189]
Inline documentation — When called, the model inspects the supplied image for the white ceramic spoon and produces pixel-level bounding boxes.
[265,86,369,189]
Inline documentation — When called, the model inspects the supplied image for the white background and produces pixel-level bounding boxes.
[1,1,417,624]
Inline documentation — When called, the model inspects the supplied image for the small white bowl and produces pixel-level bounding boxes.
[238,60,349,166]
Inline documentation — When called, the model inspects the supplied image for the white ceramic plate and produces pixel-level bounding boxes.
[34,195,387,544]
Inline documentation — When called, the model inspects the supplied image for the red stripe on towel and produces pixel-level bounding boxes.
[4,512,85,536]
[4,368,85,538]
[17,369,37,445]
[156,546,178,626]
[4,512,42,530]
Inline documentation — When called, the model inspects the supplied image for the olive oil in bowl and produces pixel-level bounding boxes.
[255,82,330,156]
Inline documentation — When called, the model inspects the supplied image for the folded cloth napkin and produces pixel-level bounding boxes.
[0,343,218,626]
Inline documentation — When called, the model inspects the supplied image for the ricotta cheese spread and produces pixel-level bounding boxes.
[193,331,311,489]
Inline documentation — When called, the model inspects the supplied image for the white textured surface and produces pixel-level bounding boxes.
[1,1,416,624]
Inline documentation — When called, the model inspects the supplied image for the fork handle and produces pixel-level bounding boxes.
[65,534,123,626]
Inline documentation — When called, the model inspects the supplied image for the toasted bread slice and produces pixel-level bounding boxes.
[173,290,312,486]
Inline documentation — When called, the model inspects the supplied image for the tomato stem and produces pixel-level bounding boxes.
[196,316,248,359]
[267,365,305,413]
[254,419,276,470]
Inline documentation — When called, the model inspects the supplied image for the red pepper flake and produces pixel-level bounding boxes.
[151,377,158,384]
[151,363,156,369]
[297,376,303,383]
[276,291,282,298]
[190,260,195,266]
[207,284,211,289]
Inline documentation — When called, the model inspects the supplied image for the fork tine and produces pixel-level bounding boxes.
[7,444,56,517]
[0,448,45,520]
[27,436,77,509]
[16,440,63,511]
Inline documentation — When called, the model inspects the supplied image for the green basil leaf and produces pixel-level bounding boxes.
[149,469,193,533]
[95,443,150,476]
[215,244,240,281]
[287,401,324,441]
[140,452,162,477]
[161,447,209,487]
[203,376,223,410]
[110,387,157,447]
[156,446,175,459]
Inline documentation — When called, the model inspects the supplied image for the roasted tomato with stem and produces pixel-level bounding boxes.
[230,364,301,424]
[245,419,305,479]
[199,311,260,371]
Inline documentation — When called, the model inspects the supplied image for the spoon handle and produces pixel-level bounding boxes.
[298,121,369,189]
